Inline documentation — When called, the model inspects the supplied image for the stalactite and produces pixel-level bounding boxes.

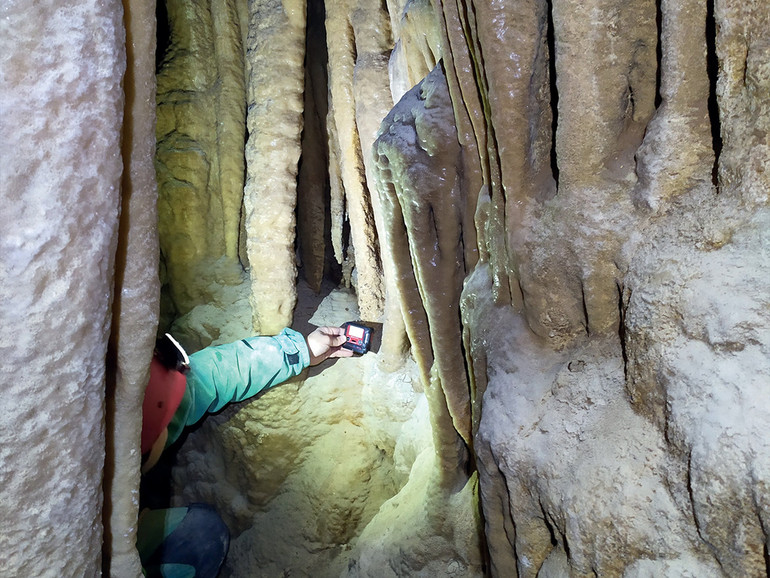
[243,0,306,334]
[433,0,483,281]
[472,0,556,319]
[389,0,442,103]
[632,0,714,212]
[325,0,386,322]
[627,0,714,428]
[373,65,471,488]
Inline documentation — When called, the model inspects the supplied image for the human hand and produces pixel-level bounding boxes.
[305,326,355,366]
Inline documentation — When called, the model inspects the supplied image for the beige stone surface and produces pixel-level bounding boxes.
[170,296,483,576]
[0,0,126,574]
[325,0,390,322]
[243,0,306,334]
[155,0,248,318]
[457,1,770,576]
[624,201,770,576]
[3,0,768,573]
[388,0,442,103]
[104,0,160,575]
[373,66,473,480]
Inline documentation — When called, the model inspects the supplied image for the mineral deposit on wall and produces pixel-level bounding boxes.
[0,0,126,575]
[1,0,768,574]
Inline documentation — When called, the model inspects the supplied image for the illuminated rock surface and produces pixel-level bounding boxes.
[1,0,769,575]
[155,0,249,319]
[105,0,161,575]
[0,0,126,574]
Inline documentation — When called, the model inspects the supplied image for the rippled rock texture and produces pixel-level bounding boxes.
[2,0,769,575]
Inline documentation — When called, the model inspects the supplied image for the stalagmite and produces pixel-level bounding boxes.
[104,0,160,574]
[244,0,306,334]
[0,0,126,573]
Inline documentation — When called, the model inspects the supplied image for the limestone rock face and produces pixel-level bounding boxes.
[5,0,768,573]
[0,0,126,574]
[373,65,472,480]
[452,0,770,576]
[325,0,393,322]
[170,299,483,576]
[157,0,769,575]
[104,0,161,575]
[155,0,249,320]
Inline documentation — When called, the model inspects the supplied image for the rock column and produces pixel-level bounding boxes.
[0,0,126,573]
[104,0,161,574]
[244,0,306,334]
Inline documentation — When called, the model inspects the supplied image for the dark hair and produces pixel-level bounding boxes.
[155,333,190,373]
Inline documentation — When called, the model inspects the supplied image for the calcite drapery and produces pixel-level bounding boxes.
[373,65,471,485]
[325,0,392,322]
[451,0,770,575]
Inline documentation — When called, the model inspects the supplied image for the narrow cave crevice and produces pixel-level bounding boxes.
[546,0,559,188]
[706,0,722,187]
[297,0,341,290]
[156,0,171,72]
[654,0,662,109]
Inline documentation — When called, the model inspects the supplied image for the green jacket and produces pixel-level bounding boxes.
[165,328,310,447]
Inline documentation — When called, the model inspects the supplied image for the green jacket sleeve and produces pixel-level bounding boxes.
[166,328,310,446]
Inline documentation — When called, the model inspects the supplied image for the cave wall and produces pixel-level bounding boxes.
[447,0,770,575]
[155,0,249,325]
[1,0,769,574]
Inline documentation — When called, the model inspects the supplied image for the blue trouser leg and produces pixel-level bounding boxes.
[140,503,230,578]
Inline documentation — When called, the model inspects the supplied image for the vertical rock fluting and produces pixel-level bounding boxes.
[388,0,442,104]
[244,0,306,334]
[156,0,249,318]
[325,0,389,321]
[104,0,160,574]
[0,0,125,574]
[622,0,770,575]
[373,65,471,487]
[443,0,770,575]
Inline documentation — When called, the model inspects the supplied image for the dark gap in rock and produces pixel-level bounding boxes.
[562,526,571,558]
[546,0,559,186]
[297,0,341,289]
[580,281,590,337]
[686,450,704,539]
[539,499,558,547]
[764,537,770,576]
[706,0,722,187]
[459,0,495,192]
[654,0,662,108]
[156,0,171,72]
[617,281,629,382]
